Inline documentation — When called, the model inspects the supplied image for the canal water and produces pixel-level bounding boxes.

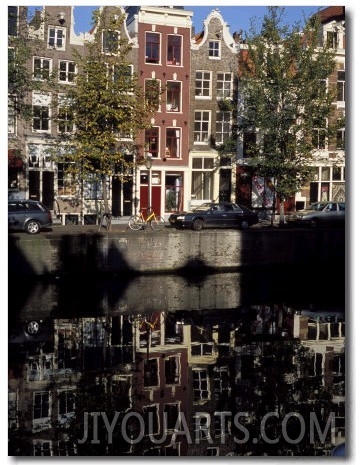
[8,267,345,456]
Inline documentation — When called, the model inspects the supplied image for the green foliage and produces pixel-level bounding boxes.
[239,7,336,203]
[53,8,160,214]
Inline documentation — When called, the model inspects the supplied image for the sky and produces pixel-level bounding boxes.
[27,4,322,36]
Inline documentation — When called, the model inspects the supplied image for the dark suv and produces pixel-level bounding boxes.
[8,200,52,234]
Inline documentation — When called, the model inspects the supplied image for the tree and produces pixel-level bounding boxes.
[238,7,336,224]
[53,8,160,229]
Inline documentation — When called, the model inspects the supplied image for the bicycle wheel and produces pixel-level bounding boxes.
[150,215,165,230]
[128,215,144,230]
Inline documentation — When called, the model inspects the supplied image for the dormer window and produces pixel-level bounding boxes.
[48,27,65,50]
[102,30,119,54]
[209,41,220,58]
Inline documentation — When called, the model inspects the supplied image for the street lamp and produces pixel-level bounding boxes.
[145,155,153,213]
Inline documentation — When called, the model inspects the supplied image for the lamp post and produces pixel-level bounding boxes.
[145,155,153,213]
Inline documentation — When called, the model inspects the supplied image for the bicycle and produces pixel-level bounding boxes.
[128,207,165,230]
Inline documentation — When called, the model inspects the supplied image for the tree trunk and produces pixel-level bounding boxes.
[98,175,112,231]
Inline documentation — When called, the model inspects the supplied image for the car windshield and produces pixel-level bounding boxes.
[307,202,328,212]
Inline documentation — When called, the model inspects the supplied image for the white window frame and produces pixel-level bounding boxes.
[194,110,210,143]
[48,26,65,51]
[215,111,232,144]
[216,72,232,98]
[195,71,211,98]
[33,57,52,81]
[209,40,221,58]
[58,60,76,83]
[32,92,51,133]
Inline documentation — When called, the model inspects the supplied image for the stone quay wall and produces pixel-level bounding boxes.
[9,228,345,277]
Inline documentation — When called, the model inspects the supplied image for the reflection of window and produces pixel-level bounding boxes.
[58,390,75,417]
[166,128,181,158]
[165,356,180,384]
[8,97,15,134]
[34,57,51,80]
[167,35,181,65]
[164,403,179,431]
[337,128,345,149]
[34,441,52,456]
[166,81,181,112]
[216,73,232,98]
[33,391,50,420]
[209,41,220,57]
[191,343,213,356]
[216,111,231,144]
[144,359,158,387]
[194,111,210,143]
[59,61,76,83]
[193,369,210,401]
[146,32,160,63]
[195,72,211,97]
[143,405,159,436]
[48,27,65,50]
[8,6,18,36]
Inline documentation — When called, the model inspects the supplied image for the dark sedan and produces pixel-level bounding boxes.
[173,202,259,231]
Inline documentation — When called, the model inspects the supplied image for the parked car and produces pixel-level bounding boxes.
[287,201,345,228]
[8,200,53,234]
[172,202,259,231]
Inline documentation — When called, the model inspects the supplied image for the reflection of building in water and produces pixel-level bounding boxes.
[8,306,345,456]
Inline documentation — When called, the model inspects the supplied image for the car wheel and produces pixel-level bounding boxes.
[241,220,249,230]
[25,220,40,234]
[25,321,40,335]
[192,219,204,231]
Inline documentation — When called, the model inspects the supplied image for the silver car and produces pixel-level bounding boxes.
[288,201,345,228]
[8,200,53,234]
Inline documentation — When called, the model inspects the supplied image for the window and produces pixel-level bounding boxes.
[165,356,180,384]
[337,70,345,102]
[33,57,51,80]
[166,81,181,112]
[191,157,214,200]
[58,106,73,134]
[216,111,231,144]
[194,111,210,143]
[326,31,338,49]
[145,79,160,110]
[8,6,18,36]
[209,41,220,58]
[32,93,51,132]
[312,118,327,149]
[84,175,110,200]
[191,343,213,356]
[216,73,232,98]
[195,72,211,97]
[8,97,15,134]
[166,128,181,158]
[59,60,76,83]
[146,32,160,64]
[145,128,159,157]
[57,163,76,196]
[48,27,65,50]
[167,35,181,65]
[113,64,132,86]
[193,369,210,402]
[102,30,119,54]
[337,128,345,149]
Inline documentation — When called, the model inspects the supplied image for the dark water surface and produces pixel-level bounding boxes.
[8,268,345,456]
